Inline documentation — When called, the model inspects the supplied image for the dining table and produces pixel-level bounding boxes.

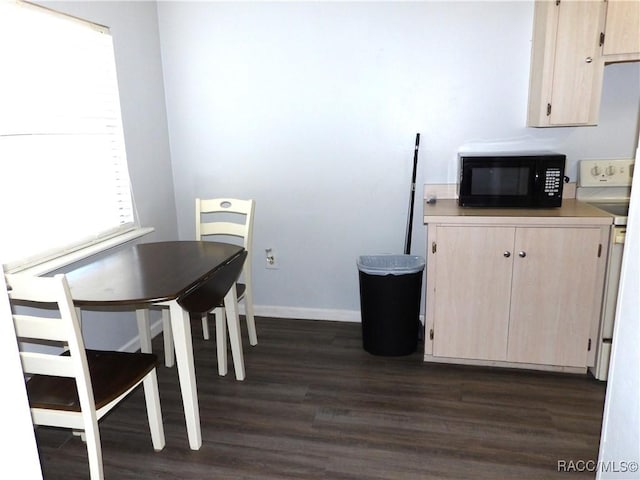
[64,240,246,450]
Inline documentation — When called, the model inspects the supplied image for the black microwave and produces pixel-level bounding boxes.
[457,153,566,208]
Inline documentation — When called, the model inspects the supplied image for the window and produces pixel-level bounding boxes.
[0,1,137,273]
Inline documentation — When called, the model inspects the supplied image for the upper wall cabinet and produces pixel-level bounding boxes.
[602,0,640,60]
[527,0,606,127]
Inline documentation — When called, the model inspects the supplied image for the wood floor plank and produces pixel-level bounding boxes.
[33,317,606,479]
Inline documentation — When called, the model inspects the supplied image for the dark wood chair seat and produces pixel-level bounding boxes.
[201,283,245,320]
[27,350,158,411]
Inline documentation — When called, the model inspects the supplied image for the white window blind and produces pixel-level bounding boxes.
[0,0,136,272]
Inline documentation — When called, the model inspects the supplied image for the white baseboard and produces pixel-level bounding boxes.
[119,306,360,352]
[253,305,427,325]
[253,305,362,322]
[145,304,420,327]
[121,305,424,352]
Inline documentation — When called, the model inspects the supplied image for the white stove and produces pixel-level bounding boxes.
[576,158,633,381]
[585,202,629,225]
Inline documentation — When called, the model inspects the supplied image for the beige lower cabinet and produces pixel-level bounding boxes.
[423,201,612,373]
[431,226,513,361]
[506,227,601,367]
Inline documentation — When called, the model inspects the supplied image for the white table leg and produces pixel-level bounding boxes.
[136,308,152,353]
[168,300,202,450]
[224,286,245,381]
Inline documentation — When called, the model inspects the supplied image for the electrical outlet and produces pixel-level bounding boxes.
[265,248,279,269]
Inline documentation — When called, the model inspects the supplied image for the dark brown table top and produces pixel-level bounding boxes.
[65,241,245,306]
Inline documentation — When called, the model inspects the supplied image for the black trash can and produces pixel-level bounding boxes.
[357,254,425,356]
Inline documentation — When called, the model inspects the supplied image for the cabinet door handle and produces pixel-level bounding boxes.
[503,251,511,258]
[585,56,593,63]
[518,251,527,258]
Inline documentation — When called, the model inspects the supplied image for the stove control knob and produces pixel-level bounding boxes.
[591,165,602,176]
[606,165,616,176]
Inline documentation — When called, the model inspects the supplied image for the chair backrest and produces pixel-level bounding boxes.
[196,197,255,266]
[4,273,96,415]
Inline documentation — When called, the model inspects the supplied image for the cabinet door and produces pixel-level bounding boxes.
[507,228,601,367]
[603,0,640,57]
[548,1,605,125]
[432,226,514,361]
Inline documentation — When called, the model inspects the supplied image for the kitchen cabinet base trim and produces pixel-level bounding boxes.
[423,354,587,375]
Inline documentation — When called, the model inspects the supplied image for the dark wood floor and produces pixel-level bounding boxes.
[35,317,606,479]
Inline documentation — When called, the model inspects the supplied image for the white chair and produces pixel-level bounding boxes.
[163,198,256,377]
[3,272,165,480]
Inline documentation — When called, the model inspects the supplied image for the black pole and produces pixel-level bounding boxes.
[404,133,420,255]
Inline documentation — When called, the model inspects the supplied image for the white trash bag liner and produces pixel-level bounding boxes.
[357,254,425,276]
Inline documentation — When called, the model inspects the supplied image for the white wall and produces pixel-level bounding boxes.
[157,1,640,318]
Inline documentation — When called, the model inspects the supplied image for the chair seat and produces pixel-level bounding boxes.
[235,283,246,302]
[203,284,245,314]
[202,283,245,319]
[218,283,245,306]
[27,350,158,411]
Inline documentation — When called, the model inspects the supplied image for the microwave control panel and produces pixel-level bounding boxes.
[543,168,563,195]
[579,159,634,187]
